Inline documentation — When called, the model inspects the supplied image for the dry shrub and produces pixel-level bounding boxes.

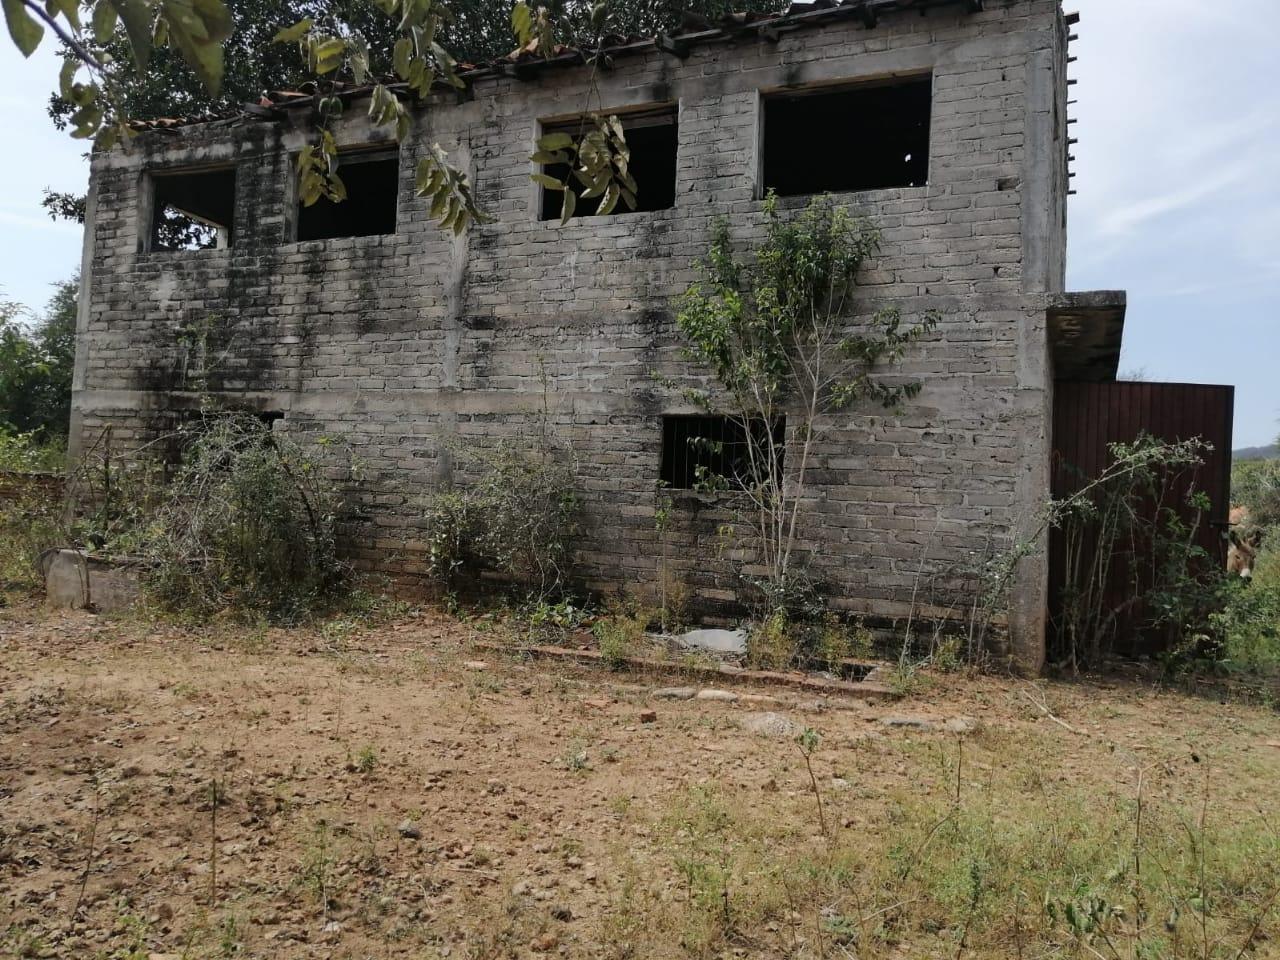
[423,440,579,600]
[140,414,348,622]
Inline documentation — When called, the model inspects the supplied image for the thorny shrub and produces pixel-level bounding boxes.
[424,440,579,601]
[139,414,349,623]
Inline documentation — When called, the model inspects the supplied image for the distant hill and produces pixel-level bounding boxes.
[1234,444,1279,461]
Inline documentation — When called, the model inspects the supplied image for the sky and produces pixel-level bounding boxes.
[0,0,1276,447]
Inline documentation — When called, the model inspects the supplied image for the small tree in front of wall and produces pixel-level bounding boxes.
[672,192,937,620]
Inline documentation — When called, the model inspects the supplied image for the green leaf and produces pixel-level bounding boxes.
[57,56,77,97]
[430,40,462,89]
[414,161,439,195]
[348,32,369,84]
[272,17,311,43]
[91,0,117,42]
[511,1,531,45]
[44,0,78,30]
[537,132,574,152]
[310,36,345,75]
[327,171,347,202]
[69,101,103,139]
[530,150,567,165]
[531,173,564,191]
[158,0,232,93]
[3,0,45,57]
[559,186,576,225]
[597,182,620,216]
[392,36,411,78]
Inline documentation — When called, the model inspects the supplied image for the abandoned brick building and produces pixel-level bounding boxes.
[71,0,1149,672]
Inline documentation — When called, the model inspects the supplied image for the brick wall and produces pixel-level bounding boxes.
[72,0,1069,669]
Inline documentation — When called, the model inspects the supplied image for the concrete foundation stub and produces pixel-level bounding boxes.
[42,550,142,614]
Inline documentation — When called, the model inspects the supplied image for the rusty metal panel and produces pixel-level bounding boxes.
[1049,381,1234,659]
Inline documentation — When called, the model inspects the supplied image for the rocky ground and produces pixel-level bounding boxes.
[2,602,1279,959]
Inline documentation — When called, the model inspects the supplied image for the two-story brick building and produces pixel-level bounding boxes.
[70,0,1132,671]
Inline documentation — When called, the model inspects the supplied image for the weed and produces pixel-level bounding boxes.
[592,607,648,670]
[352,744,379,774]
[796,727,828,837]
[747,608,799,671]
[297,820,339,919]
[217,914,243,957]
[560,739,590,772]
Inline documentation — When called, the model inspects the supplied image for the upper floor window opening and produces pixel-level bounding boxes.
[148,166,237,252]
[538,106,678,222]
[761,74,933,196]
[295,146,399,242]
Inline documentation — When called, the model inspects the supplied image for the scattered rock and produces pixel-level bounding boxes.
[463,661,488,671]
[511,880,532,897]
[582,699,609,710]
[639,710,658,724]
[531,932,559,952]
[944,716,979,734]
[739,712,802,738]
[674,628,748,655]
[696,689,739,702]
[652,687,696,700]
[396,820,422,840]
[863,666,891,684]
[831,777,852,791]
[878,715,936,731]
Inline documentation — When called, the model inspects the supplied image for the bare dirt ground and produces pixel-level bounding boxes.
[3,602,1280,959]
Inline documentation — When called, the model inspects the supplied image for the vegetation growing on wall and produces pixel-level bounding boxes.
[670,192,937,648]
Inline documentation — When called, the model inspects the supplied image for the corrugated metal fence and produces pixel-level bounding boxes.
[1049,381,1234,658]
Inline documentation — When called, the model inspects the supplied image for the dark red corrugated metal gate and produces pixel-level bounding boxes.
[1049,381,1234,658]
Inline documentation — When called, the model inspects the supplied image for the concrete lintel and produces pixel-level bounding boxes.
[1048,289,1127,382]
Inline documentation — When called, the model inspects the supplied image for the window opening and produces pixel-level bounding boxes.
[539,107,678,221]
[296,148,399,241]
[660,415,785,491]
[150,167,236,251]
[762,75,932,195]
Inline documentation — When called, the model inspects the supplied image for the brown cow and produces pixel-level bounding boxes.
[1227,505,1265,581]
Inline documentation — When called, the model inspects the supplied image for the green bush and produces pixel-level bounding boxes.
[1232,456,1280,528]
[0,430,67,593]
[0,430,66,474]
[424,441,578,599]
[139,414,348,623]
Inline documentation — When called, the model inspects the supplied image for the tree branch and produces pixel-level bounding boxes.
[21,0,105,71]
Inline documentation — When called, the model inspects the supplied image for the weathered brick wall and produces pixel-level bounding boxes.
[72,0,1068,667]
